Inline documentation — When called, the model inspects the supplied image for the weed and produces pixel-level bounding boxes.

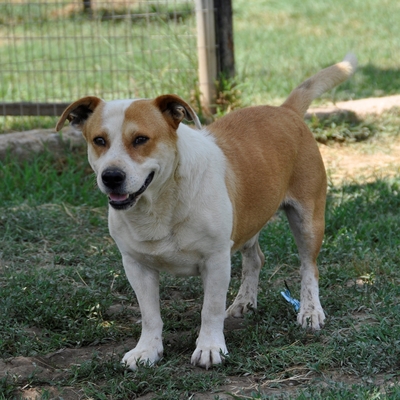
[309,108,400,143]
[215,75,243,116]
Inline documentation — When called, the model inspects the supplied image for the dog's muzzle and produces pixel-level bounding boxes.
[101,168,155,210]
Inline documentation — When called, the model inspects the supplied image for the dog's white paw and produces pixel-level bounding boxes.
[122,344,163,370]
[191,342,228,369]
[297,305,325,330]
[225,299,254,318]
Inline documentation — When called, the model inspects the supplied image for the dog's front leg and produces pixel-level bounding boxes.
[121,255,164,370]
[191,251,231,369]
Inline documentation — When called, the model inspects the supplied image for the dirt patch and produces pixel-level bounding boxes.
[51,0,140,19]
[319,136,400,185]
[0,127,85,162]
[0,339,137,400]
[307,95,400,184]
[0,338,137,377]
[306,95,400,119]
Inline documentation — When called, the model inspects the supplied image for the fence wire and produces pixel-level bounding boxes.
[0,0,197,120]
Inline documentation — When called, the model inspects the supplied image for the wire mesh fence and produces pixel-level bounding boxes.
[0,0,198,129]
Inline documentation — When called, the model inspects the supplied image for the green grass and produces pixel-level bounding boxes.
[0,147,103,207]
[233,0,400,106]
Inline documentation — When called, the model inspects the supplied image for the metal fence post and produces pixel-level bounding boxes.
[82,0,93,17]
[214,0,235,79]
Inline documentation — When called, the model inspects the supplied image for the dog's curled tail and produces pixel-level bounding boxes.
[281,53,357,117]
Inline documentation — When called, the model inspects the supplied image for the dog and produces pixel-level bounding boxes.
[56,54,356,370]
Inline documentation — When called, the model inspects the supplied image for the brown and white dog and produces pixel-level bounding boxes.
[56,55,356,370]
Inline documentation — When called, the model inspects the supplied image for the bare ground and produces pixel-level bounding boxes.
[2,321,397,399]
[319,134,400,185]
[311,95,400,184]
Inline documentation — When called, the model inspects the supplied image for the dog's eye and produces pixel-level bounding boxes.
[134,136,149,147]
[93,137,106,147]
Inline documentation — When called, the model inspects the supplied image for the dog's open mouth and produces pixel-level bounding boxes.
[108,171,155,210]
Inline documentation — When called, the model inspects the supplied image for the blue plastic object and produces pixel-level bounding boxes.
[280,282,300,312]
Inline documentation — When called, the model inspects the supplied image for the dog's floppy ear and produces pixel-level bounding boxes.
[56,96,103,131]
[154,94,202,130]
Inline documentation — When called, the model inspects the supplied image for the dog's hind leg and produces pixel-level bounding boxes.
[283,198,326,330]
[226,234,265,318]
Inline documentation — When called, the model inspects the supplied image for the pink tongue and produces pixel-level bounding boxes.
[109,193,129,202]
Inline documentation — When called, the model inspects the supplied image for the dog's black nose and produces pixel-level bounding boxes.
[102,168,126,189]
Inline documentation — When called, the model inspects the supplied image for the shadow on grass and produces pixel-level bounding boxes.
[317,177,400,323]
[320,64,400,102]
[325,178,400,250]
[356,64,400,98]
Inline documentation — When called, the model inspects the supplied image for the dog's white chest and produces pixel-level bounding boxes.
[110,214,218,276]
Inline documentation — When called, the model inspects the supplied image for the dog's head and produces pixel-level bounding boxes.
[56,95,201,210]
